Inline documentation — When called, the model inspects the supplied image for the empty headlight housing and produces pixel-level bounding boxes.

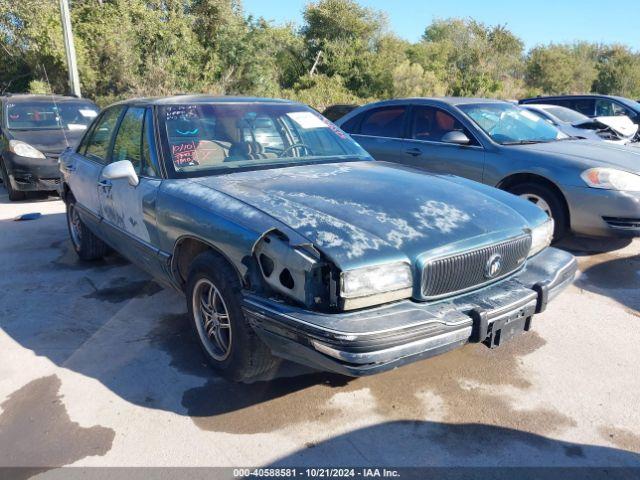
[529,218,554,257]
[340,261,413,310]
[9,140,46,159]
[581,168,640,192]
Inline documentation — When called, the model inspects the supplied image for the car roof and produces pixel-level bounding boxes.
[1,94,96,104]
[353,97,510,109]
[110,95,302,107]
[521,94,631,103]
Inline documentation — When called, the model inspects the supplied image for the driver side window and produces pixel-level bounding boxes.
[84,106,123,164]
[112,107,145,174]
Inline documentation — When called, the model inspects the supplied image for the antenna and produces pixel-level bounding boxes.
[41,64,69,148]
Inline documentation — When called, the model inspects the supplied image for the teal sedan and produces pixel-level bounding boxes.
[59,96,576,382]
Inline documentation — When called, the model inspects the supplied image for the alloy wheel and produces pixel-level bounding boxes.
[192,278,232,361]
[520,193,553,218]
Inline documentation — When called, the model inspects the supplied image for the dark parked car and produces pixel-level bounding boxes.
[321,104,359,122]
[519,94,640,127]
[59,95,575,382]
[336,98,640,240]
[0,94,100,200]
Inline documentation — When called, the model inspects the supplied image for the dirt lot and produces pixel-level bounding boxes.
[0,185,639,472]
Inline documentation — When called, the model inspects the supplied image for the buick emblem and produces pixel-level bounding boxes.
[485,253,503,279]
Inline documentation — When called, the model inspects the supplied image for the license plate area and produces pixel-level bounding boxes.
[484,306,534,349]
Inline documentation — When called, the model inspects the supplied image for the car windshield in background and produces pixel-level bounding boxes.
[460,103,567,145]
[6,101,99,131]
[159,103,370,174]
[542,106,589,124]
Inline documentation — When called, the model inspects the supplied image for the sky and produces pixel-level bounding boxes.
[242,0,639,51]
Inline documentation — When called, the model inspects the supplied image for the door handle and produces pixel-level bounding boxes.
[405,147,422,157]
[61,163,76,172]
[98,179,112,190]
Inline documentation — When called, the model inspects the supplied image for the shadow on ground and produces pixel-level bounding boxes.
[1,201,639,466]
[267,420,640,467]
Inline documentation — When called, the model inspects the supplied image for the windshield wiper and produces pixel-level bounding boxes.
[555,136,581,141]
[501,140,549,145]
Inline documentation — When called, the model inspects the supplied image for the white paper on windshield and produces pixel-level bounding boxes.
[286,111,328,129]
[79,109,98,118]
[67,124,87,131]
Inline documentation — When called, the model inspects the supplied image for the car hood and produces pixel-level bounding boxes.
[191,161,537,268]
[7,128,85,154]
[511,140,640,174]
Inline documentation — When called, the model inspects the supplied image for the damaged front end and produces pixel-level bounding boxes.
[574,116,640,144]
[252,229,340,311]
[251,229,415,312]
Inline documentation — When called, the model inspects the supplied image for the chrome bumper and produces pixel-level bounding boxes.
[243,247,577,376]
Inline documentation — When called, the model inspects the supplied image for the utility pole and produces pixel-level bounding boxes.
[59,0,81,97]
[309,50,322,76]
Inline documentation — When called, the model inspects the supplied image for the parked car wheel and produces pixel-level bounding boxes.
[508,182,568,241]
[66,195,110,260]
[0,158,26,201]
[186,251,279,382]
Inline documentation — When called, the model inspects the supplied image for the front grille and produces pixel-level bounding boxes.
[421,235,531,300]
[603,216,640,230]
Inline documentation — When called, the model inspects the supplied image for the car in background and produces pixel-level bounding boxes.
[336,98,640,240]
[519,94,640,127]
[521,104,639,145]
[0,94,100,200]
[321,104,359,122]
[58,95,575,382]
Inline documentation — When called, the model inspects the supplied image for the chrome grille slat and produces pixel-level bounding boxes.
[421,235,531,300]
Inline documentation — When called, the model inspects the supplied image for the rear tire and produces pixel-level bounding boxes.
[508,182,568,241]
[66,195,110,260]
[186,251,279,382]
[0,158,26,201]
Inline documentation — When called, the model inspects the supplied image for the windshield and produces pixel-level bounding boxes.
[6,101,99,131]
[540,105,589,124]
[158,103,371,175]
[460,103,567,144]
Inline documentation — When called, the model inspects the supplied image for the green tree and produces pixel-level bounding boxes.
[593,45,640,97]
[525,43,598,95]
[412,18,525,98]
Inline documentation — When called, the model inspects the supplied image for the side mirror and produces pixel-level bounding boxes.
[102,160,139,187]
[441,130,471,145]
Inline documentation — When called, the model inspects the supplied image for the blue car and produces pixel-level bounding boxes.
[59,96,575,382]
[337,98,640,240]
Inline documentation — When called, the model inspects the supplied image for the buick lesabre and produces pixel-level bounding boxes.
[59,96,576,382]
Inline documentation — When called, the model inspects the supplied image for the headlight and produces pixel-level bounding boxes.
[9,140,46,159]
[581,168,640,192]
[529,218,554,257]
[340,261,412,309]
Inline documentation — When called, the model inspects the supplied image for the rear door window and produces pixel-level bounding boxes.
[339,113,363,134]
[359,107,407,138]
[567,99,595,116]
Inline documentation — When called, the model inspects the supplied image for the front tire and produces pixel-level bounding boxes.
[186,251,279,382]
[66,196,110,260]
[508,182,568,241]
[0,158,26,201]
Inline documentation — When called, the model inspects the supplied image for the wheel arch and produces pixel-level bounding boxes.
[171,235,245,291]
[496,172,571,227]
